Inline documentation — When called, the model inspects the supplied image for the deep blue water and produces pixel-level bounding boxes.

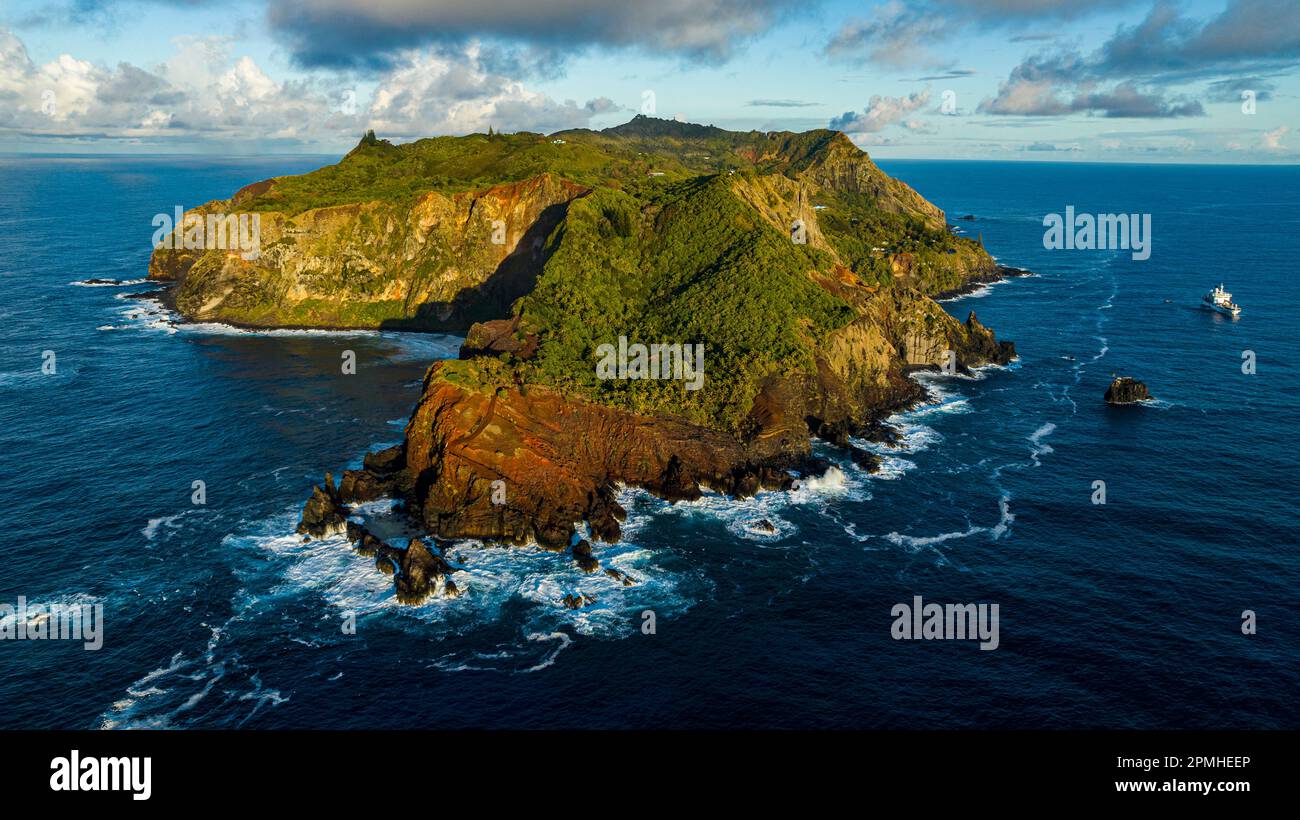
[0,156,1296,729]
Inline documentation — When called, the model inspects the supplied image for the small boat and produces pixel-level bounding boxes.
[1202,284,1241,316]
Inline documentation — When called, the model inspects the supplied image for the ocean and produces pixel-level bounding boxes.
[1,156,1296,729]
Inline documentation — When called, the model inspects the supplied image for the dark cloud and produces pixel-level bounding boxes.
[979,0,1298,119]
[911,69,976,81]
[1070,84,1204,117]
[824,0,1135,67]
[747,99,820,107]
[979,72,1204,118]
[1084,0,1300,79]
[265,0,804,71]
[1205,77,1274,102]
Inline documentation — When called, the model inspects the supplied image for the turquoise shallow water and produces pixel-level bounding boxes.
[0,156,1296,728]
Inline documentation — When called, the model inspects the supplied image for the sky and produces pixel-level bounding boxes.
[0,0,1296,162]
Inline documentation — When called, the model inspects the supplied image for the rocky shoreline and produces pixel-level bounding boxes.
[933,265,1033,301]
[124,283,459,335]
[297,320,1014,605]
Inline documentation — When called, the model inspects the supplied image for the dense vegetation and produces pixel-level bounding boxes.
[203,116,995,431]
[240,117,877,216]
[499,178,857,431]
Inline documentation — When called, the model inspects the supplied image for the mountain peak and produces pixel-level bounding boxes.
[600,114,728,140]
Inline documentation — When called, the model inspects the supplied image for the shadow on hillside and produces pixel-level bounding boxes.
[379,202,569,334]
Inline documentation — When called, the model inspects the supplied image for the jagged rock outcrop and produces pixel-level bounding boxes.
[394,539,456,604]
[297,473,348,539]
[336,444,411,504]
[572,540,600,573]
[1105,377,1153,405]
[339,519,462,601]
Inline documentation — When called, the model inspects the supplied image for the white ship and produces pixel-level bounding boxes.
[1202,284,1241,316]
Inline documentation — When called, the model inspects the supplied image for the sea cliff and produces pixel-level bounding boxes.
[151,116,1019,596]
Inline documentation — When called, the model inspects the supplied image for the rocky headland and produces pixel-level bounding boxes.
[152,116,1020,603]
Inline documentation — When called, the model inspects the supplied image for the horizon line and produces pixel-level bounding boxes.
[0,151,1296,169]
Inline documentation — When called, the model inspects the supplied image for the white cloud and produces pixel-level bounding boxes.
[0,27,615,148]
[366,46,616,138]
[830,87,931,133]
[1261,125,1288,150]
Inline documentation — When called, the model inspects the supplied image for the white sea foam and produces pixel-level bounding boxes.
[141,510,198,542]
[1028,422,1057,467]
[991,493,1015,539]
[881,490,1015,553]
[160,498,706,682]
[906,378,973,417]
[70,277,151,287]
[182,321,380,339]
[100,294,464,363]
[884,526,984,550]
[99,298,178,334]
[844,372,967,483]
[100,651,195,729]
[521,632,573,672]
[236,673,290,726]
[938,282,994,301]
[937,271,1037,303]
[619,456,872,544]
[729,514,795,541]
[797,465,849,493]
[869,456,918,480]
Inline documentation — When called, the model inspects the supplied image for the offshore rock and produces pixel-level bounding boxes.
[572,540,600,573]
[604,568,635,586]
[1105,377,1154,405]
[394,539,455,604]
[297,473,348,539]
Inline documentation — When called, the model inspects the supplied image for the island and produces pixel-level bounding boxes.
[149,116,1020,603]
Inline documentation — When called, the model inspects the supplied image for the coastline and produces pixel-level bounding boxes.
[121,284,460,336]
[934,264,1033,301]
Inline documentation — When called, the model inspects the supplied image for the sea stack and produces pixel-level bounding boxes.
[1105,376,1154,405]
